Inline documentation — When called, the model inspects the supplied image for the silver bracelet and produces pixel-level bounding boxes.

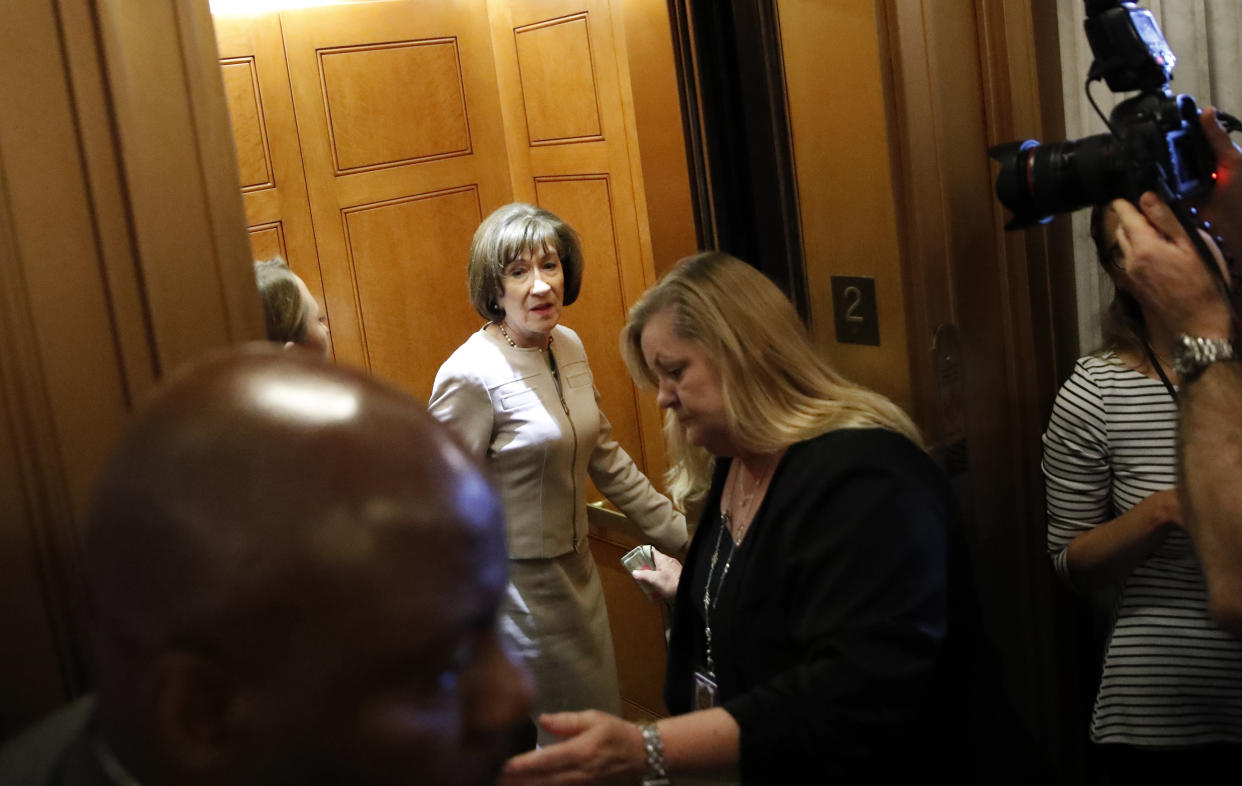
[638,722,671,786]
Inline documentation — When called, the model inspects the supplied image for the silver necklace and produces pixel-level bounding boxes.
[720,454,777,545]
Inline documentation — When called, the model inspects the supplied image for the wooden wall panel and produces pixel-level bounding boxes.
[536,175,645,471]
[279,0,513,382]
[619,0,697,278]
[221,58,275,191]
[247,221,287,264]
[588,506,669,721]
[95,0,256,368]
[320,40,472,172]
[0,371,70,736]
[342,187,483,398]
[0,0,262,735]
[514,14,604,143]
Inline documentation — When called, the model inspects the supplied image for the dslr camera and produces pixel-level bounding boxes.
[990,1,1218,229]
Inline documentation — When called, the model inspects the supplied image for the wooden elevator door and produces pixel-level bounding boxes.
[213,0,671,721]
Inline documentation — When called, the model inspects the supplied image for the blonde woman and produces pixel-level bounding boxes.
[253,257,331,358]
[429,204,686,748]
[502,252,979,784]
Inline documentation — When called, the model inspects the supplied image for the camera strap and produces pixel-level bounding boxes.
[1142,337,1178,404]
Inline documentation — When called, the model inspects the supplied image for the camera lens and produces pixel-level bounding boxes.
[990,134,1129,228]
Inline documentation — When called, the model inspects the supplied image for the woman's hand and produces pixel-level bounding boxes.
[632,548,682,602]
[1140,488,1183,531]
[1065,488,1183,591]
[500,711,646,785]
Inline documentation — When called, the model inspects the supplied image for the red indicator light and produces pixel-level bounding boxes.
[1213,171,1219,181]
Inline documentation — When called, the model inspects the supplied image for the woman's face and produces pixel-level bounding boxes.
[639,305,731,455]
[295,276,331,359]
[497,245,563,346]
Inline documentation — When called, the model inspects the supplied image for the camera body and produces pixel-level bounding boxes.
[990,1,1215,229]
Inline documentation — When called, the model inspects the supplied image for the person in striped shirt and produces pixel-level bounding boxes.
[1043,200,1242,781]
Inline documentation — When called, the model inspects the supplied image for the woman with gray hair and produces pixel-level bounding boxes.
[429,203,686,746]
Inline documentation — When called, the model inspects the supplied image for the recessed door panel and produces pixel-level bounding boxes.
[342,186,483,398]
[279,0,512,392]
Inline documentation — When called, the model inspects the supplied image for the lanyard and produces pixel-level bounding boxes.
[1141,339,1178,403]
[701,519,735,677]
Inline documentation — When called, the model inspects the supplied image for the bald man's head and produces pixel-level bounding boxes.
[84,346,530,786]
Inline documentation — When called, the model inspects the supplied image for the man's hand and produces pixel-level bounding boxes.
[1112,193,1231,341]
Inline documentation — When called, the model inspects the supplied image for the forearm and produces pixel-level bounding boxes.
[1063,500,1176,591]
[591,446,687,552]
[1180,361,1242,631]
[657,708,739,777]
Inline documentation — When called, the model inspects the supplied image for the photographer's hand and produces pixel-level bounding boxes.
[1195,106,1242,257]
[1115,188,1242,636]
[1112,194,1231,342]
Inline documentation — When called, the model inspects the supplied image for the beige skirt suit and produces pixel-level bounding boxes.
[430,324,686,743]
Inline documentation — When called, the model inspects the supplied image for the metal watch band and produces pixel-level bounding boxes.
[639,722,671,786]
[1172,334,1236,380]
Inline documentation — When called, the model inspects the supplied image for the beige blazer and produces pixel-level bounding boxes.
[430,324,686,559]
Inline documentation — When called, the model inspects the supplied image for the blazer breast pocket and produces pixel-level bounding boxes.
[561,361,592,389]
[496,379,541,411]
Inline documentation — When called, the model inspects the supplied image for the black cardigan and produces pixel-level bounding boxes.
[665,428,982,783]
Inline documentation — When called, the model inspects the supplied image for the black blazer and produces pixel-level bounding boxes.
[665,428,984,783]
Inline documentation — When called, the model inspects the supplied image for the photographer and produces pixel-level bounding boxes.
[1111,106,1242,633]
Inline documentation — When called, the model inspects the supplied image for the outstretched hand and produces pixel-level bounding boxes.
[632,547,682,602]
[500,711,646,785]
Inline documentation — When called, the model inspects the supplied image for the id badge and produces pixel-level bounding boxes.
[692,670,719,709]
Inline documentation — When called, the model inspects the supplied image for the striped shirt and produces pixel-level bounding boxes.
[1043,352,1242,747]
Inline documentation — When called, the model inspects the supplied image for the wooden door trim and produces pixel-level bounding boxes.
[665,0,808,318]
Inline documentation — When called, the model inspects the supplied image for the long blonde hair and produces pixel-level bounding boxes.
[621,252,922,506]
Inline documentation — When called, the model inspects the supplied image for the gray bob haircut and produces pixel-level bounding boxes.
[621,252,923,506]
[253,256,308,344]
[467,203,583,320]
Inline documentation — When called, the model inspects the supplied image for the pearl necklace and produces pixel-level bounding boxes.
[497,321,552,351]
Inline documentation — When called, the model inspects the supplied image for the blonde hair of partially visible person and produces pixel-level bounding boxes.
[621,251,923,506]
[254,256,308,344]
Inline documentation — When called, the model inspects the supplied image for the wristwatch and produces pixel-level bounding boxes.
[1172,334,1236,381]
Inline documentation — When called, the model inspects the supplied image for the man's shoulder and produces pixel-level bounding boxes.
[0,697,105,786]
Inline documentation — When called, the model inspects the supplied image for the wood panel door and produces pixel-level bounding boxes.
[489,0,667,487]
[277,0,514,400]
[214,12,328,352]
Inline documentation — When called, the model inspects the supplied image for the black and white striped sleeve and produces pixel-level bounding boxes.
[1042,358,1112,589]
